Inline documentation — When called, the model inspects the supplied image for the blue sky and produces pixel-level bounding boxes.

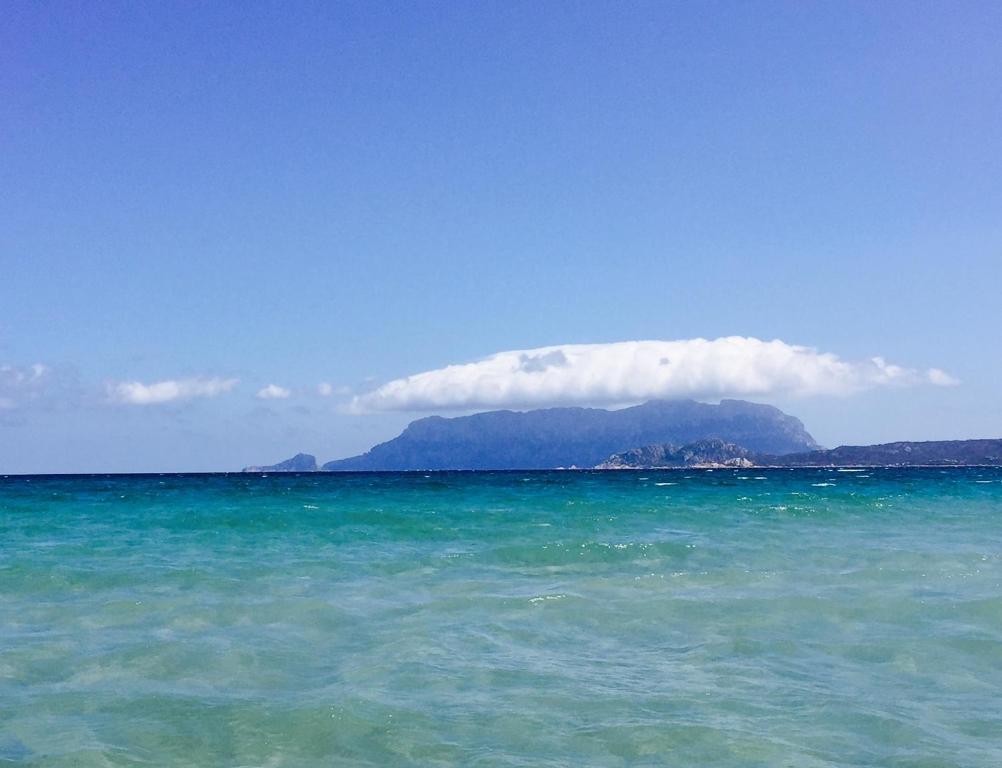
[2,1,1000,472]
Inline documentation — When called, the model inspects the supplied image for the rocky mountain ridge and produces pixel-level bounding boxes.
[595,438,1002,469]
[595,439,755,469]
[316,399,817,471]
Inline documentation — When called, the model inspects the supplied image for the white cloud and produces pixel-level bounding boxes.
[317,382,351,397]
[256,383,291,400]
[109,377,238,405]
[348,337,958,413]
[926,368,960,387]
[1,363,50,405]
[1,362,79,411]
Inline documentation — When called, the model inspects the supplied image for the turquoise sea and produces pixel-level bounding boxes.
[2,469,1001,767]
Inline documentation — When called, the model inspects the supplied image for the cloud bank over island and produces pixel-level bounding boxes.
[109,377,239,405]
[348,337,958,413]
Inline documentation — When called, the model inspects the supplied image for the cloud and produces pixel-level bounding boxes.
[348,337,958,413]
[317,382,352,397]
[926,368,960,387]
[0,363,51,409]
[109,377,238,405]
[256,384,291,400]
[1,363,80,412]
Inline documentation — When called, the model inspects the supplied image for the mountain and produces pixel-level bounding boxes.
[594,438,1002,468]
[243,453,318,472]
[772,439,1002,467]
[320,399,818,470]
[596,439,756,469]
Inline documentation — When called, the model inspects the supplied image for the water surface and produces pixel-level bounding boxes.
[2,469,1001,766]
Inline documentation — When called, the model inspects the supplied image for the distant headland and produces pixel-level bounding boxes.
[595,437,1002,469]
[244,399,1002,471]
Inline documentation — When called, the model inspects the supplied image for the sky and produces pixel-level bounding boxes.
[2,1,1001,473]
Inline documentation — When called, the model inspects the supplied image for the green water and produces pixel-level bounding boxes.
[2,469,1001,767]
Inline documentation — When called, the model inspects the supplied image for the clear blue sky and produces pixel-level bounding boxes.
[2,1,1000,472]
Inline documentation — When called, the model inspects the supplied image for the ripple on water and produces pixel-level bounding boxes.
[1,469,1002,766]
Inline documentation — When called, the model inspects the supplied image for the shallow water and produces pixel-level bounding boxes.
[2,469,1001,767]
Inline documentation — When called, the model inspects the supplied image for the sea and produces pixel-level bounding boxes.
[2,469,1001,767]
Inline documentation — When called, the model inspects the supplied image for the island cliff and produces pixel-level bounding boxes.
[242,453,318,472]
[318,399,818,471]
